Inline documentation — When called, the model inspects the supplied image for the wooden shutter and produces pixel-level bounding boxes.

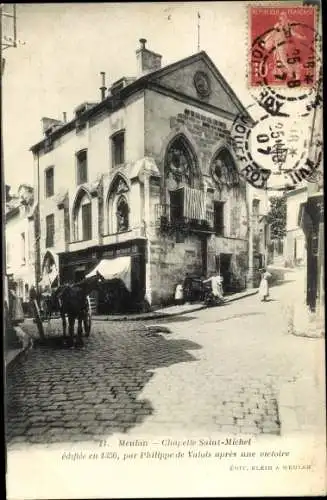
[82,203,92,240]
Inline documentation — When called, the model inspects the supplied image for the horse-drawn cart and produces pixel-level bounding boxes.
[32,287,94,341]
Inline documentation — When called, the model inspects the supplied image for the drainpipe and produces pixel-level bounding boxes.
[35,150,41,294]
[247,193,254,288]
[1,59,9,314]
[143,169,152,307]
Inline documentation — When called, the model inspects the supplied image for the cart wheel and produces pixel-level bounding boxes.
[84,309,92,337]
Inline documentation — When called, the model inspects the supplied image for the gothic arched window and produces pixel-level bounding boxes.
[116,196,129,233]
[165,135,199,187]
[210,149,240,191]
[107,175,130,234]
[73,190,92,241]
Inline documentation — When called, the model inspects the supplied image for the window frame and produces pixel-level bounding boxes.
[169,189,184,224]
[111,130,125,167]
[213,201,225,236]
[45,213,55,248]
[115,195,129,233]
[73,192,92,242]
[76,149,88,185]
[45,166,54,198]
[81,202,92,241]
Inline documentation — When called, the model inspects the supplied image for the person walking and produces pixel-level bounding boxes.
[9,282,24,325]
[258,268,272,302]
[174,283,184,305]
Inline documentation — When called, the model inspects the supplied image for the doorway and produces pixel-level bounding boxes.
[217,253,232,293]
[74,269,86,282]
[201,237,208,277]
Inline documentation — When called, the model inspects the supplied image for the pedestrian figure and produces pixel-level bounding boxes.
[203,272,224,301]
[258,268,272,302]
[9,282,24,325]
[174,283,184,305]
[183,274,192,304]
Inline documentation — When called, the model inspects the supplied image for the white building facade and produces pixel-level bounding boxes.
[5,185,36,304]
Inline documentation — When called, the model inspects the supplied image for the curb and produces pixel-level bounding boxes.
[93,289,259,322]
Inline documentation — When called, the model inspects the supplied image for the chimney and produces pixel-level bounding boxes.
[100,71,107,101]
[136,38,162,77]
[63,112,67,123]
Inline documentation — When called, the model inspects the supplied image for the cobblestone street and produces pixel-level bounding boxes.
[6,275,325,448]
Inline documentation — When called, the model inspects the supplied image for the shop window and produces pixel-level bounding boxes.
[45,167,54,198]
[112,131,125,167]
[214,201,224,236]
[76,150,88,185]
[46,214,55,247]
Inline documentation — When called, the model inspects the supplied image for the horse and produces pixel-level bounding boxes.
[53,272,105,346]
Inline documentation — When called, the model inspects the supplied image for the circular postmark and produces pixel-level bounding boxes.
[230,105,322,190]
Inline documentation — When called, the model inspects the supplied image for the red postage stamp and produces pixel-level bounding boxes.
[249,5,317,88]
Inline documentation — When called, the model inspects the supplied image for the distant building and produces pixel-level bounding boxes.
[5,184,36,304]
[30,40,269,311]
[284,187,307,267]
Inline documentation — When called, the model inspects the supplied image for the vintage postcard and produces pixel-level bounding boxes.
[2,1,325,498]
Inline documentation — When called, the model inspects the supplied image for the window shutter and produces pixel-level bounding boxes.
[214,202,224,236]
[82,203,92,241]
[46,214,55,247]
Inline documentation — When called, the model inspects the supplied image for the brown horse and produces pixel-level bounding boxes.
[53,272,105,346]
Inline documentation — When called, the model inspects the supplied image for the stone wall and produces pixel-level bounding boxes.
[144,90,250,304]
[150,233,203,305]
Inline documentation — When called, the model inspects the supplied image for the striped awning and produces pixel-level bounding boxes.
[183,186,205,220]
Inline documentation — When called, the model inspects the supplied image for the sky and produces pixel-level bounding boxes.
[2,1,298,192]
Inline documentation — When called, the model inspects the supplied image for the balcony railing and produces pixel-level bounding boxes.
[155,203,214,233]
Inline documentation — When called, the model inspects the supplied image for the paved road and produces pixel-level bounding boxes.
[6,275,324,448]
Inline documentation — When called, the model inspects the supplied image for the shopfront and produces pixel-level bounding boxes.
[59,238,147,313]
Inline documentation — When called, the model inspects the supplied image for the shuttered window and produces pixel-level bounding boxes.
[77,150,88,185]
[46,214,55,247]
[214,202,224,236]
[112,131,125,166]
[45,167,54,197]
[82,203,92,241]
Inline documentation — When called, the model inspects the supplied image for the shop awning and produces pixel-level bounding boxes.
[86,256,131,291]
